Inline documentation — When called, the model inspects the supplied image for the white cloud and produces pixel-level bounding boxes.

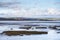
[0,8,60,18]
[47,8,60,15]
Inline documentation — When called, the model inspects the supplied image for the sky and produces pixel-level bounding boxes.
[0,0,60,18]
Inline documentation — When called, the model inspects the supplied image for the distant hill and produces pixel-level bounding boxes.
[0,17,59,21]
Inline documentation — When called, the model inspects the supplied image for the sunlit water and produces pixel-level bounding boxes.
[48,29,58,40]
[0,30,60,40]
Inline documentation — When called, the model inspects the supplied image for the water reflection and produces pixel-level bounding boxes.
[48,29,57,40]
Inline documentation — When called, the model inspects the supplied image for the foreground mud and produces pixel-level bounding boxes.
[2,31,47,36]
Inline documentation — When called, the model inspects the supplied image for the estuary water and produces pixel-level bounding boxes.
[0,21,60,40]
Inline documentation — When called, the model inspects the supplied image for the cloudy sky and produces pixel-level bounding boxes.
[0,0,60,18]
